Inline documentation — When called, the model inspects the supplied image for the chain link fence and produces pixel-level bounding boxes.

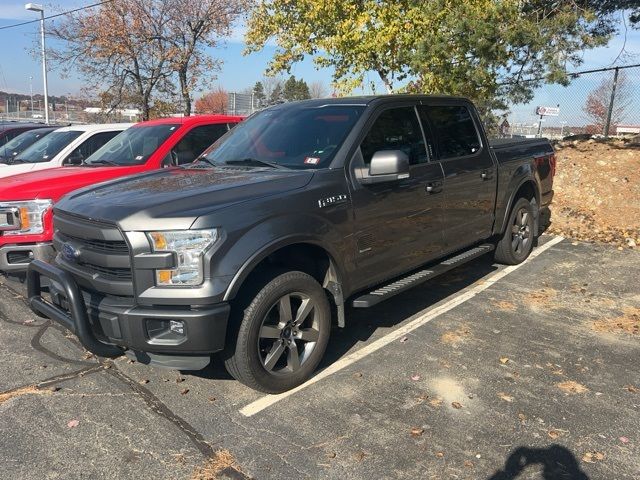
[502,64,640,140]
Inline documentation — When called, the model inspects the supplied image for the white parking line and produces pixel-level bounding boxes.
[239,235,565,417]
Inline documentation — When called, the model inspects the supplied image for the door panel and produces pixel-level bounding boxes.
[419,105,496,251]
[349,106,445,288]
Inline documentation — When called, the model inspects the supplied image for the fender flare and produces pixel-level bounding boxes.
[498,176,541,235]
[222,234,346,305]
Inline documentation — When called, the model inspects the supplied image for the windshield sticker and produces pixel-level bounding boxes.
[170,126,176,130]
[43,155,49,159]
[135,155,143,160]
[304,157,320,165]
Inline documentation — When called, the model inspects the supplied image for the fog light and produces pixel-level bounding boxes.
[170,320,185,335]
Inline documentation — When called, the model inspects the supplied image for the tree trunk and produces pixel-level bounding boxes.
[378,71,394,94]
[179,69,191,117]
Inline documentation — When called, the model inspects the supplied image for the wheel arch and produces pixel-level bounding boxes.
[223,237,348,326]
[498,178,540,235]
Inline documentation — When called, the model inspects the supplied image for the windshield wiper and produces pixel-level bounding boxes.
[224,158,286,169]
[85,159,119,166]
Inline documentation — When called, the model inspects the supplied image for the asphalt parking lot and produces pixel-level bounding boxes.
[1,235,638,480]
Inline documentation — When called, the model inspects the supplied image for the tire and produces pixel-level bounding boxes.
[494,197,536,265]
[223,271,331,393]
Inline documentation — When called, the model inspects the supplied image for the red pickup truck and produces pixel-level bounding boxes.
[0,115,242,274]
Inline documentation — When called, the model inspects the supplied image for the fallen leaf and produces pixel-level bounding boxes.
[208,396,216,402]
[517,413,526,423]
[326,452,336,459]
[429,397,443,408]
[500,357,509,364]
[399,336,408,343]
[176,377,185,383]
[411,374,421,381]
[180,388,189,395]
[139,379,149,385]
[435,451,445,458]
[67,419,80,428]
[49,386,61,393]
[410,427,424,437]
[557,381,588,394]
[464,460,474,467]
[23,319,35,325]
[582,451,605,463]
[548,430,560,439]
[451,401,462,409]
[619,436,629,444]
[353,372,363,378]
[624,385,638,393]
[498,392,514,402]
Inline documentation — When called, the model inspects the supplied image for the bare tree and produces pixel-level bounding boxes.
[49,0,176,120]
[165,0,247,116]
[309,81,328,99]
[49,0,246,119]
[259,76,285,104]
[584,71,633,135]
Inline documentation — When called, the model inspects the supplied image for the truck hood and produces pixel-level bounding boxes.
[57,167,315,230]
[0,165,148,201]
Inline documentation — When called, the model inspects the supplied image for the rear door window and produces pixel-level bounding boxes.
[64,131,122,164]
[360,107,427,166]
[420,105,481,159]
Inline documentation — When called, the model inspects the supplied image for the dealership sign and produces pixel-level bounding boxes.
[535,106,560,117]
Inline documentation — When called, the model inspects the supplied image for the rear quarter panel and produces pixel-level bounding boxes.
[492,140,554,235]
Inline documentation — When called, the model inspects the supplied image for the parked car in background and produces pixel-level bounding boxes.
[0,122,53,148]
[0,115,243,274]
[0,123,132,180]
[0,127,57,163]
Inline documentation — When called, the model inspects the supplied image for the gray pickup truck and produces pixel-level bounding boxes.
[28,95,555,393]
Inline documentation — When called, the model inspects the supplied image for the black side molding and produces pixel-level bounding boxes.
[27,260,124,358]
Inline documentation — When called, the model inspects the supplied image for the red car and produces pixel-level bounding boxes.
[0,115,242,274]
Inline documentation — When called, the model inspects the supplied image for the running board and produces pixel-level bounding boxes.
[352,244,495,308]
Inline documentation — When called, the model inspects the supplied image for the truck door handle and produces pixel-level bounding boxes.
[426,182,442,194]
[481,171,492,180]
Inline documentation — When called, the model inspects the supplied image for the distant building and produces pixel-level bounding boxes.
[84,107,140,121]
[616,125,640,135]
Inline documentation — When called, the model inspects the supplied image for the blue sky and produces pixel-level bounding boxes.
[0,1,638,125]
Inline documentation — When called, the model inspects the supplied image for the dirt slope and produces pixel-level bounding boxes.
[548,139,640,248]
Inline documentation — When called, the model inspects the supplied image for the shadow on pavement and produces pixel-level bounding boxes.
[488,445,590,480]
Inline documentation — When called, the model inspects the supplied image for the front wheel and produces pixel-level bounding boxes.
[223,271,331,393]
[494,197,536,265]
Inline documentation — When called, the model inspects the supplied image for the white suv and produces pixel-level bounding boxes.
[0,123,132,179]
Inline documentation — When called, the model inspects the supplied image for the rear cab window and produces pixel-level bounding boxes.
[419,105,481,159]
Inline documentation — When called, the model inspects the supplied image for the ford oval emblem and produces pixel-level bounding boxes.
[61,243,81,262]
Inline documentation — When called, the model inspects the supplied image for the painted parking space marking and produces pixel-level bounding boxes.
[239,236,565,417]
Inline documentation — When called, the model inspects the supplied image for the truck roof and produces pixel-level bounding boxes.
[134,115,244,127]
[53,123,134,133]
[267,94,471,109]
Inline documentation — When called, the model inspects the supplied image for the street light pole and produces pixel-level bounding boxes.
[25,3,49,124]
[29,75,34,113]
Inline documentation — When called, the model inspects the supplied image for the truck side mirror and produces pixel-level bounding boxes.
[64,152,84,165]
[359,150,410,185]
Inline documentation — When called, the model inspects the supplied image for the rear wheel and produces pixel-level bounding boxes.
[494,197,536,265]
[223,271,331,393]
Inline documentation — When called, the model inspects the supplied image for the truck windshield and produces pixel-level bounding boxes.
[15,130,82,163]
[199,105,366,169]
[85,124,179,166]
[0,128,54,160]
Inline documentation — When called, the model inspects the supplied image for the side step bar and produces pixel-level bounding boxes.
[352,244,495,308]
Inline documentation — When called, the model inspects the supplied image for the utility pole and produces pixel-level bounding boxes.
[603,67,619,139]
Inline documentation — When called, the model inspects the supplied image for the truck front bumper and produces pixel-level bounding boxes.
[0,242,55,273]
[27,260,230,369]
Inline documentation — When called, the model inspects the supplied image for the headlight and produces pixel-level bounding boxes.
[147,229,219,286]
[0,200,52,236]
